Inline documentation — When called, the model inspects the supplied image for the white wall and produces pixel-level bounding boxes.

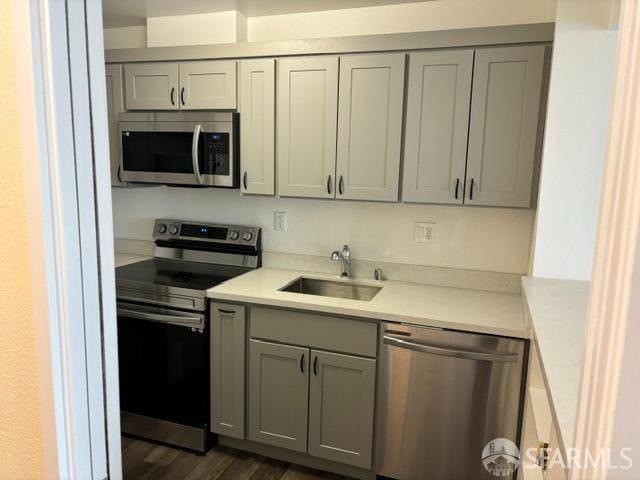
[103,25,146,49]
[531,0,618,281]
[113,187,535,274]
[103,0,556,49]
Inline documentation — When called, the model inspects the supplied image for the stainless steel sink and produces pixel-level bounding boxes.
[280,277,382,301]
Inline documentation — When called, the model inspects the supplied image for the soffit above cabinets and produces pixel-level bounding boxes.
[103,0,435,28]
[105,23,554,63]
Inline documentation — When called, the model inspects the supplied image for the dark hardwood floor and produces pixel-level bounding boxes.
[122,436,354,480]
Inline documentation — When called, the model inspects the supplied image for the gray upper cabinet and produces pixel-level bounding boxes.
[124,62,179,110]
[466,45,545,207]
[402,50,473,204]
[277,56,339,198]
[336,54,405,202]
[105,64,125,186]
[179,60,237,110]
[308,350,376,469]
[240,59,275,195]
[210,303,246,439]
[248,339,309,453]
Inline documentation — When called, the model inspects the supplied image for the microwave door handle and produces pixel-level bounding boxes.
[192,123,203,184]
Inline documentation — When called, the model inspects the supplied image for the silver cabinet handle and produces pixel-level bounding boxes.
[383,335,518,363]
[118,307,203,329]
[192,123,203,184]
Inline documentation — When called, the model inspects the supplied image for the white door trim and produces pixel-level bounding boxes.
[25,0,119,478]
[572,1,639,478]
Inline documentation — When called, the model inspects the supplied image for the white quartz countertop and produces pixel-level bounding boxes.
[207,268,527,338]
[115,253,151,267]
[522,277,590,452]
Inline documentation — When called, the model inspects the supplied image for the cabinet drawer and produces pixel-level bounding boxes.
[250,307,377,358]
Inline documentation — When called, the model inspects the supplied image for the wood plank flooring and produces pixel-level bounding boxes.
[122,436,355,480]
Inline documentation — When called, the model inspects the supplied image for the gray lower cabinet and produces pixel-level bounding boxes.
[248,339,310,453]
[210,303,246,439]
[308,350,376,469]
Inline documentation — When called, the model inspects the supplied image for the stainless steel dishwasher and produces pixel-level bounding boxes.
[376,322,526,480]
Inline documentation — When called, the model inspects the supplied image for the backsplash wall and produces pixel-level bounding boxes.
[112,186,535,274]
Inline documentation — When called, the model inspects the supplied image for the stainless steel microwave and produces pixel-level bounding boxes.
[118,112,239,187]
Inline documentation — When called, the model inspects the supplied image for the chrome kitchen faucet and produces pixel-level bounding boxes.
[331,244,351,278]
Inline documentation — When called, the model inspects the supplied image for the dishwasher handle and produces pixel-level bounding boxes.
[383,335,519,363]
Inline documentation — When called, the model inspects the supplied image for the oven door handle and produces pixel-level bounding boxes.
[118,307,204,329]
[192,123,203,184]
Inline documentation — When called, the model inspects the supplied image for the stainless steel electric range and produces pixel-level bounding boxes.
[116,219,261,452]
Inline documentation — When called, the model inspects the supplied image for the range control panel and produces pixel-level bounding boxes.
[153,219,260,247]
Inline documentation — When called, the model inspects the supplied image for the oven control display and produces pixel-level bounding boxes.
[180,224,228,240]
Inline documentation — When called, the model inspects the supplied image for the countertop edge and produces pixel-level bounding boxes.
[207,289,529,339]
[521,276,590,460]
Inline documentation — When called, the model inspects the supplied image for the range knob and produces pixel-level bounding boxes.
[168,224,179,235]
[242,231,253,242]
[156,223,167,234]
[229,230,240,240]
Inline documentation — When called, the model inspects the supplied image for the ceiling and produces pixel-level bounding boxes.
[102,0,432,28]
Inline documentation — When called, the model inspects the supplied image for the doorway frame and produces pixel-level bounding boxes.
[21,0,122,478]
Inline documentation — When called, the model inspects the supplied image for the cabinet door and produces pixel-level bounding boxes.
[336,54,405,202]
[105,64,125,187]
[277,57,339,198]
[466,46,545,207]
[210,303,246,439]
[124,63,179,110]
[240,59,275,195]
[402,50,473,204]
[308,350,376,469]
[179,60,237,110]
[248,340,309,452]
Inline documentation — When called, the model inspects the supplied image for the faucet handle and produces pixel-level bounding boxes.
[374,268,383,281]
[342,244,350,259]
[331,251,342,261]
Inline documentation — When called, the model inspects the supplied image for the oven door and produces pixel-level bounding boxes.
[117,301,209,435]
[119,120,235,187]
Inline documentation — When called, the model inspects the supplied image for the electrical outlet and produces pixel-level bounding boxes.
[274,212,287,232]
[414,222,436,243]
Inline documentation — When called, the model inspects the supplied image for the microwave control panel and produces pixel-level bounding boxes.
[203,132,230,175]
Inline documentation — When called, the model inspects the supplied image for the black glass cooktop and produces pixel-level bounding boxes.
[116,258,250,292]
